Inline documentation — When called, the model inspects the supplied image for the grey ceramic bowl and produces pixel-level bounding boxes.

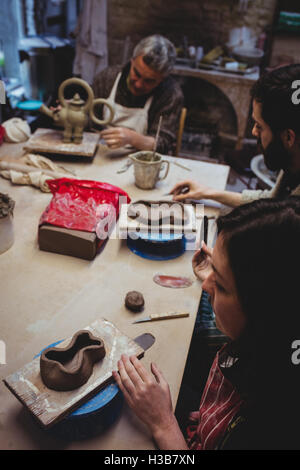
[232,46,264,66]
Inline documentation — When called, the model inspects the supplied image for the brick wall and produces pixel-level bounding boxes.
[106,0,278,151]
[107,0,277,65]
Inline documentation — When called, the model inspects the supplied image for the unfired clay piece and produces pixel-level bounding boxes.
[128,200,188,226]
[40,330,106,391]
[125,291,145,312]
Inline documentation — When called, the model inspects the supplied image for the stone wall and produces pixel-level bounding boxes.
[107,0,277,65]
[106,0,278,153]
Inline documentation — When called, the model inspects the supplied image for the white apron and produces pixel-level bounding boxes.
[102,72,153,157]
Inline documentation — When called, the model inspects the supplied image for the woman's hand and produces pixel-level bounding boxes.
[169,180,214,201]
[112,355,176,435]
[192,241,213,282]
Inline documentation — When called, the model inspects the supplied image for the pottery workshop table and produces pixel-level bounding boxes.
[0,141,229,450]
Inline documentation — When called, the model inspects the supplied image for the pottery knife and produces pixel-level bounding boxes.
[133,312,189,324]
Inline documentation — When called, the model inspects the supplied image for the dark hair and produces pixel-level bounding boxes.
[217,197,300,448]
[251,64,300,135]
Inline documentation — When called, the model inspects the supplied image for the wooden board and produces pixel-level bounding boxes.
[24,128,99,158]
[3,318,144,429]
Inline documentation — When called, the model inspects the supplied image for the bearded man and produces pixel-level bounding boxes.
[170,64,300,206]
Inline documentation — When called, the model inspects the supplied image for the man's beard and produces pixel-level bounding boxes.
[257,134,292,172]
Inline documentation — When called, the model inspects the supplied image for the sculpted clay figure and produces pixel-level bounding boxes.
[40,330,106,391]
[40,77,114,144]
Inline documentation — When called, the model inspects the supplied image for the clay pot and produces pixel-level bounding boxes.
[0,193,15,255]
[129,151,170,189]
[40,330,106,391]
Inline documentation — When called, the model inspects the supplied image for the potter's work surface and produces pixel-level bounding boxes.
[3,319,144,429]
[24,128,99,157]
[0,142,229,449]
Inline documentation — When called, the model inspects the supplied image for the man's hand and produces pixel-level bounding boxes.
[112,355,176,435]
[169,180,214,201]
[192,241,213,282]
[100,127,135,149]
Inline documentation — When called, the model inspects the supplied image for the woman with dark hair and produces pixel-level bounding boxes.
[113,197,300,450]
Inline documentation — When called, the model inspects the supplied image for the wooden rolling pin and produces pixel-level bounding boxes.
[0,161,75,179]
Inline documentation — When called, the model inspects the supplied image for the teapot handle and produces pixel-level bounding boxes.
[90,99,115,126]
[58,77,94,111]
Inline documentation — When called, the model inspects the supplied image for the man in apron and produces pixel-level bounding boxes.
[92,35,184,156]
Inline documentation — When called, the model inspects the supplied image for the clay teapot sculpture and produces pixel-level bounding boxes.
[39,77,114,144]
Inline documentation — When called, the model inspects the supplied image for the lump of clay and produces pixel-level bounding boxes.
[0,193,15,219]
[40,330,106,391]
[2,118,31,143]
[0,193,15,255]
[125,291,145,312]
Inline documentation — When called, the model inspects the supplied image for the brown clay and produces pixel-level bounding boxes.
[40,330,106,391]
[0,193,15,219]
[125,291,145,312]
[128,200,188,226]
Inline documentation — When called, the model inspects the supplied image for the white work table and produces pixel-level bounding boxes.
[0,141,229,450]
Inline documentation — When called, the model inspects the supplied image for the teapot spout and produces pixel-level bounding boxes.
[39,103,54,119]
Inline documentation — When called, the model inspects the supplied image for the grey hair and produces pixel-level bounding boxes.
[132,35,177,76]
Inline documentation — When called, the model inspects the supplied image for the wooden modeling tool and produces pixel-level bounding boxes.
[133,312,189,323]
[203,215,208,245]
[152,115,163,160]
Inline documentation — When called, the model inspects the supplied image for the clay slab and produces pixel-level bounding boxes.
[119,200,197,234]
[24,128,99,158]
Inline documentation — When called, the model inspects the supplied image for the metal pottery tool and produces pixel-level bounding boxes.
[133,312,189,324]
[172,161,191,171]
[163,185,190,197]
[203,215,208,245]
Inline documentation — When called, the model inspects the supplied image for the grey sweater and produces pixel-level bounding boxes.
[241,170,300,203]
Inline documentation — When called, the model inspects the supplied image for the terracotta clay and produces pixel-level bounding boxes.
[40,330,106,391]
[125,291,145,312]
[153,274,193,288]
[128,200,188,226]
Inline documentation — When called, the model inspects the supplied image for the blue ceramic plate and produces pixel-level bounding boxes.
[17,100,42,111]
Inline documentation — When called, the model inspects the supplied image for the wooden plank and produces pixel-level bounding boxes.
[3,318,144,429]
[24,128,99,157]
